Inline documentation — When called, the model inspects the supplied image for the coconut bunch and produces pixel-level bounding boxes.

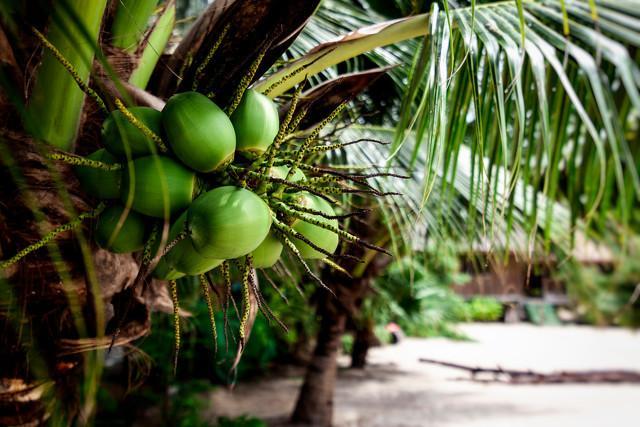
[72,84,393,286]
[1,26,399,360]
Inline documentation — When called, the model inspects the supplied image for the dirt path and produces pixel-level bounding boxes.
[202,324,640,426]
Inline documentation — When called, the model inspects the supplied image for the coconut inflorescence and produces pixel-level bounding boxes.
[11,25,397,377]
[40,69,392,304]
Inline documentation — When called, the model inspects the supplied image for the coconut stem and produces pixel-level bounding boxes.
[260,50,329,97]
[286,161,410,181]
[221,261,232,353]
[276,103,347,195]
[142,224,159,265]
[286,108,309,135]
[239,258,251,348]
[248,266,288,333]
[225,42,270,116]
[0,203,105,270]
[169,279,180,374]
[272,230,332,294]
[307,175,342,186]
[302,138,391,155]
[274,200,366,220]
[46,152,122,170]
[270,177,338,204]
[270,215,339,261]
[161,230,188,257]
[178,52,193,83]
[322,258,352,277]
[260,83,306,186]
[235,168,335,203]
[30,26,108,115]
[114,98,168,153]
[276,206,391,256]
[192,23,230,91]
[199,274,218,355]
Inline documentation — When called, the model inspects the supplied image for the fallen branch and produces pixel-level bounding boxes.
[418,358,640,384]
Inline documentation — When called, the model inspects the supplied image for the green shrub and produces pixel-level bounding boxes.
[465,297,503,322]
[367,247,471,339]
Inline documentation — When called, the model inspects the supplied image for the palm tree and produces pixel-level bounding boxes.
[0,0,638,425]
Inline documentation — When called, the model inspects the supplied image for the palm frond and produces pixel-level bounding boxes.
[280,0,640,247]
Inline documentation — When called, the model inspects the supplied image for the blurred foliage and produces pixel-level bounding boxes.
[94,273,311,425]
[462,297,504,322]
[366,247,471,339]
[556,238,640,327]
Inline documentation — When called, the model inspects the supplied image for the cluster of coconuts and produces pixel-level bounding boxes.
[75,90,339,280]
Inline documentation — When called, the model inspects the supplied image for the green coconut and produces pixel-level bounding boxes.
[75,149,122,199]
[162,91,236,172]
[291,193,339,259]
[251,232,283,268]
[188,186,272,259]
[94,205,146,253]
[153,257,186,281]
[270,165,306,182]
[101,106,162,158]
[231,89,279,157]
[164,211,223,275]
[120,155,196,218]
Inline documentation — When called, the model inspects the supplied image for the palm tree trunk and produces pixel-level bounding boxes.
[291,287,347,426]
[350,318,376,369]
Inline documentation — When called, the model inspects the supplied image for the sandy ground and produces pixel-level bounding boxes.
[202,324,640,426]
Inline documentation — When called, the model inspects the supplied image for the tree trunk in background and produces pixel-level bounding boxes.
[291,204,390,426]
[350,318,376,369]
[291,285,348,427]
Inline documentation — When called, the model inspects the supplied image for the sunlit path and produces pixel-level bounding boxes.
[203,324,640,427]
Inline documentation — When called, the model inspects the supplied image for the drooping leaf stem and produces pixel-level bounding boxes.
[238,256,252,347]
[225,42,271,115]
[169,279,180,374]
[322,258,352,277]
[221,261,232,352]
[273,200,367,220]
[114,99,168,153]
[192,23,231,91]
[281,102,348,186]
[46,151,122,170]
[274,205,391,256]
[260,83,307,184]
[142,224,159,265]
[272,229,332,294]
[260,49,333,97]
[270,215,341,261]
[0,203,105,270]
[199,274,218,355]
